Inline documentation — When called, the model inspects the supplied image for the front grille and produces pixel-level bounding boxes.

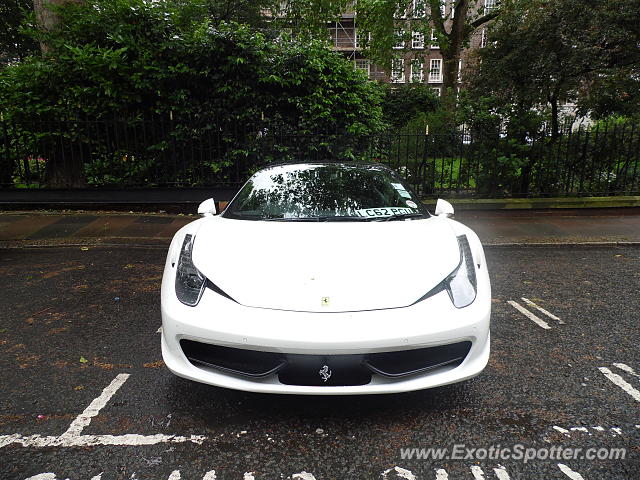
[180,340,285,377]
[364,342,471,377]
[181,340,471,386]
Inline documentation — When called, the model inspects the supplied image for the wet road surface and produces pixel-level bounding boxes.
[0,246,638,480]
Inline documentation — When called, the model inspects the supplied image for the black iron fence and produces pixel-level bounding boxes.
[1,118,639,198]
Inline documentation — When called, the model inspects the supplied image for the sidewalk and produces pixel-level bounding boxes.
[1,209,639,248]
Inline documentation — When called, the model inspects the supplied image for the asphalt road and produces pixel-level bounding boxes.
[0,246,638,480]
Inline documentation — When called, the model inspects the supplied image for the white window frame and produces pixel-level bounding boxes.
[391,58,405,83]
[393,30,406,49]
[430,29,439,49]
[480,28,488,48]
[354,59,371,76]
[450,0,455,18]
[411,31,425,49]
[484,0,496,14]
[410,58,424,83]
[428,58,442,83]
[457,58,462,82]
[412,0,426,18]
[431,87,441,97]
[395,3,408,18]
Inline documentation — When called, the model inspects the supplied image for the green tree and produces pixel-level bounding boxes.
[468,0,640,136]
[1,0,38,63]
[0,0,385,186]
[355,0,499,99]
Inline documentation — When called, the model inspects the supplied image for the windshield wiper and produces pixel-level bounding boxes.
[382,213,427,222]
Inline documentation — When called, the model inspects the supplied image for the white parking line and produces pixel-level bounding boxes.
[553,424,627,437]
[21,466,580,480]
[470,466,486,479]
[0,374,206,449]
[598,366,640,402]
[558,464,586,480]
[613,362,640,379]
[291,473,317,480]
[60,373,130,438]
[520,298,564,324]
[382,466,416,479]
[493,466,511,480]
[507,300,551,329]
[435,469,448,480]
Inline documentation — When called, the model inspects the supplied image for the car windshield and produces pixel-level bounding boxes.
[222,163,426,221]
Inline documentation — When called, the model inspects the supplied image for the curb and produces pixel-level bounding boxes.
[428,196,640,210]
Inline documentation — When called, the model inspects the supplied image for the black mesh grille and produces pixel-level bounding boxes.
[180,340,472,385]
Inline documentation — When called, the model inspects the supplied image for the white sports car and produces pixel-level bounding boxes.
[161,162,490,394]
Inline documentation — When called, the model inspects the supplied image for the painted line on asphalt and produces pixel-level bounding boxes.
[0,374,207,449]
[507,300,551,329]
[22,466,581,480]
[60,373,130,438]
[435,469,448,480]
[598,366,640,402]
[558,464,586,480]
[470,466,486,479]
[613,362,640,379]
[493,466,511,480]
[521,297,564,324]
[553,424,625,437]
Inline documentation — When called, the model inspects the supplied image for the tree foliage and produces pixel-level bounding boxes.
[0,0,39,64]
[0,0,386,186]
[355,0,498,97]
[467,0,640,134]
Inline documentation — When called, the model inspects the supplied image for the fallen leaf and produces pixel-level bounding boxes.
[79,356,88,364]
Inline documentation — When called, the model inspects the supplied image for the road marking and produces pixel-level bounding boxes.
[552,424,627,437]
[435,469,448,480]
[558,464,585,480]
[598,366,640,402]
[292,473,317,480]
[493,466,511,480]
[60,373,130,438]
[507,301,551,329]
[521,297,564,323]
[613,362,640,378]
[470,466,485,479]
[1,374,207,449]
[381,467,416,479]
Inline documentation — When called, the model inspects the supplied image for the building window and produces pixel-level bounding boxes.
[431,87,441,97]
[457,58,462,82]
[413,0,426,17]
[450,0,455,18]
[410,58,424,82]
[355,59,370,76]
[393,30,405,49]
[395,3,407,18]
[484,0,497,14]
[412,32,425,49]
[430,29,439,49]
[429,58,442,83]
[480,28,488,48]
[391,58,405,83]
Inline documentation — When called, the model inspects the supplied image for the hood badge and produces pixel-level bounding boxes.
[321,297,330,307]
[319,365,332,382]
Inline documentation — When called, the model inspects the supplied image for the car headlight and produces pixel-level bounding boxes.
[414,234,477,308]
[445,235,477,308]
[175,234,206,306]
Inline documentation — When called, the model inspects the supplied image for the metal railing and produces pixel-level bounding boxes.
[2,118,639,198]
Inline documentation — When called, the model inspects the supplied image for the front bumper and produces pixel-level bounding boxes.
[161,273,491,395]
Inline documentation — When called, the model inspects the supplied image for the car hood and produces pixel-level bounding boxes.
[191,217,461,312]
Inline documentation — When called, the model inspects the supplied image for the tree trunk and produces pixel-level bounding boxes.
[33,0,80,52]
